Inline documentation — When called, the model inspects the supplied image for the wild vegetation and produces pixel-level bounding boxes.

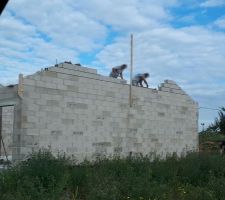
[206,107,225,134]
[199,133,225,152]
[1,149,225,200]
[199,107,225,152]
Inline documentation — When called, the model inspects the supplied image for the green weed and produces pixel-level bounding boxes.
[1,150,225,200]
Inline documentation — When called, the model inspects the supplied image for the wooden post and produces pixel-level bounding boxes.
[129,34,133,107]
[0,107,2,157]
[2,136,9,162]
[0,106,9,162]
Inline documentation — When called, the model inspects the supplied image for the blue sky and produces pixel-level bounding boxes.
[1,0,225,130]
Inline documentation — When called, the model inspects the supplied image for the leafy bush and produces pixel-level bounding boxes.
[207,107,225,134]
[0,150,70,200]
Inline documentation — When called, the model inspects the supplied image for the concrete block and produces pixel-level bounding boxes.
[58,63,97,74]
[92,142,111,147]
[157,103,171,109]
[58,63,79,70]
[179,106,188,114]
[128,128,138,136]
[43,71,58,78]
[158,112,165,117]
[102,111,111,118]
[25,129,39,136]
[120,80,127,84]
[62,119,74,125]
[92,121,103,126]
[120,103,129,110]
[24,135,39,146]
[23,79,36,86]
[159,87,185,95]
[47,100,59,106]
[66,147,78,153]
[161,83,181,90]
[105,91,115,98]
[133,143,142,151]
[113,137,123,145]
[64,80,76,86]
[114,147,122,154]
[67,102,88,109]
[68,76,79,82]
[21,122,35,129]
[165,80,176,84]
[67,85,79,92]
[73,131,84,135]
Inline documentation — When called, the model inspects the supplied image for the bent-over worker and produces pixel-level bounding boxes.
[132,73,149,88]
[109,64,127,79]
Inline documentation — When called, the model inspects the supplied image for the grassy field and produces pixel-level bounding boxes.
[1,134,225,200]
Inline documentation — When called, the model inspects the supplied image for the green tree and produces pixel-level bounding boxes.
[207,107,225,134]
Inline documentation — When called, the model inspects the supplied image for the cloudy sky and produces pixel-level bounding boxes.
[1,0,225,129]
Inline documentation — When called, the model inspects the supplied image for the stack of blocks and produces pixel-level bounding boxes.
[0,63,198,161]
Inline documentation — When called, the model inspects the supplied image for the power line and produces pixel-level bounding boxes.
[199,106,220,111]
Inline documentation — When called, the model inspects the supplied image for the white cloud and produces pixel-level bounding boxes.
[177,14,196,24]
[214,16,225,29]
[1,0,109,85]
[7,0,107,51]
[74,0,178,31]
[200,0,225,7]
[0,10,80,85]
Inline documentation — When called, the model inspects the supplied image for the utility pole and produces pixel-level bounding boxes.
[201,123,205,132]
[129,34,133,107]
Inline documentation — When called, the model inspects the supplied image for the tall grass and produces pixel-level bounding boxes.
[1,150,225,200]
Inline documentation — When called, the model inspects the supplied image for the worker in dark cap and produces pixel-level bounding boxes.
[109,64,127,79]
[132,73,149,88]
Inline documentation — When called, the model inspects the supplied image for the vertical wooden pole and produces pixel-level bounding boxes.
[129,34,133,107]
[2,135,9,162]
[0,107,2,157]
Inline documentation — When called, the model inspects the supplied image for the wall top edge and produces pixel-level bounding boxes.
[2,62,196,102]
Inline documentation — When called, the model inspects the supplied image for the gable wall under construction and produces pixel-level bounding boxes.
[0,63,198,161]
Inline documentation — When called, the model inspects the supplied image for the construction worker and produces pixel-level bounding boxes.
[132,73,149,88]
[109,64,127,79]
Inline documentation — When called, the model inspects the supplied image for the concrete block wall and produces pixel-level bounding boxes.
[0,85,22,160]
[0,86,18,106]
[1,63,198,161]
[1,106,14,158]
